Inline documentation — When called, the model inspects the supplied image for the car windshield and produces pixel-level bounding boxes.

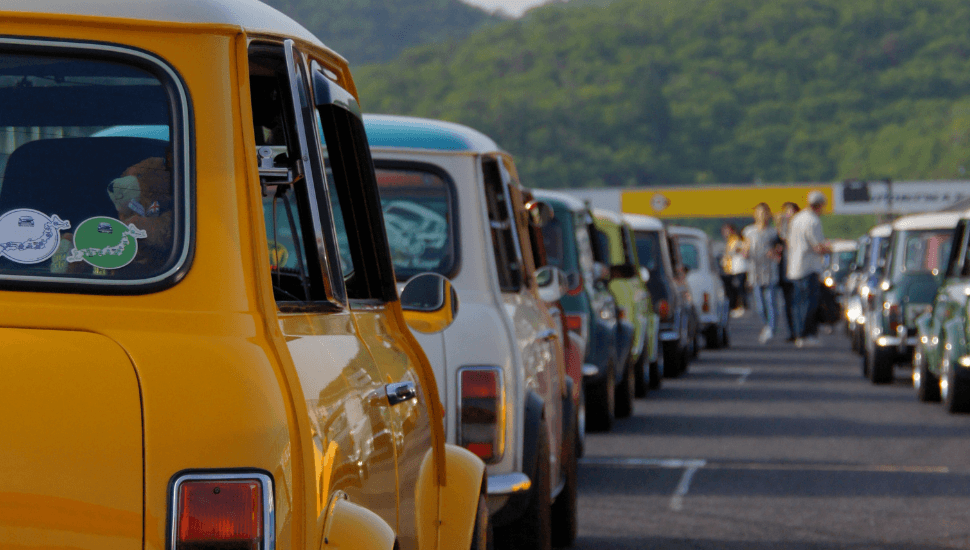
[892,229,954,277]
[375,166,456,280]
[0,52,184,287]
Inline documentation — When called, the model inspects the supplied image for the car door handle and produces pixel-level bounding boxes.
[385,381,417,405]
[538,329,558,342]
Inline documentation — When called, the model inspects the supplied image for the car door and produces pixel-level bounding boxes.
[248,41,399,542]
[484,154,564,486]
[310,77,438,550]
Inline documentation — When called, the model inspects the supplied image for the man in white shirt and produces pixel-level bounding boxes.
[787,190,831,347]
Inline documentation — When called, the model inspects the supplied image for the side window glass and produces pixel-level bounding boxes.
[482,157,521,292]
[250,46,330,305]
[574,216,595,281]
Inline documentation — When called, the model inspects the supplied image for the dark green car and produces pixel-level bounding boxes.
[865,212,959,384]
[914,211,970,412]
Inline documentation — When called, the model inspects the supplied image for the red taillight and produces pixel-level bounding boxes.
[887,303,903,333]
[702,293,710,313]
[658,299,671,321]
[565,314,583,332]
[177,480,262,550]
[460,368,503,462]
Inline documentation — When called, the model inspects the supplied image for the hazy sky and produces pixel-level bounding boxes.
[462,0,552,17]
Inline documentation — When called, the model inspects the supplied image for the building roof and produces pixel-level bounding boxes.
[667,225,708,241]
[623,213,664,231]
[531,189,587,211]
[892,211,962,231]
[4,0,323,47]
[364,114,500,154]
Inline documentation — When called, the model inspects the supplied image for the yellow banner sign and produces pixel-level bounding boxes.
[621,185,834,218]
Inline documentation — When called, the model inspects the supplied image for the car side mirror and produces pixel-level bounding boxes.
[610,263,636,279]
[525,200,555,227]
[639,267,650,283]
[565,270,583,295]
[400,273,459,334]
[535,266,568,303]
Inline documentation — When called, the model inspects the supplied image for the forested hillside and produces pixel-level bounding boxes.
[354,0,970,189]
[262,0,502,64]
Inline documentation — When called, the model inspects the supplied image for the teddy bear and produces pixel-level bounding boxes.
[109,156,173,270]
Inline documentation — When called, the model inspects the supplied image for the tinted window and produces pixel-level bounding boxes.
[0,51,185,287]
[376,166,456,280]
[679,240,701,271]
[633,230,662,272]
[894,229,953,276]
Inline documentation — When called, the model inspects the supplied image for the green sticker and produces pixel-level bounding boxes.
[67,217,146,270]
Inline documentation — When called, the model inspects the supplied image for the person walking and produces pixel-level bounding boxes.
[721,223,748,317]
[743,203,782,344]
[787,191,831,347]
[776,202,799,342]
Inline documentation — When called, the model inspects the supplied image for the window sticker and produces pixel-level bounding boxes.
[268,242,290,270]
[67,216,146,270]
[0,208,71,264]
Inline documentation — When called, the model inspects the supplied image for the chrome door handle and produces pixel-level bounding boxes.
[385,381,417,405]
[538,329,558,342]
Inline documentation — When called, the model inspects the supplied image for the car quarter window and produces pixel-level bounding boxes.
[0,43,190,290]
[482,157,522,292]
[250,45,335,307]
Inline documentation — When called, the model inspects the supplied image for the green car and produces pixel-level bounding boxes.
[865,212,959,384]
[591,209,657,417]
[914,210,970,412]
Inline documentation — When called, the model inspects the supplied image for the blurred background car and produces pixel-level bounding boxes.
[625,214,696,379]
[846,224,892,354]
[668,225,730,351]
[862,212,959,384]
[591,209,656,415]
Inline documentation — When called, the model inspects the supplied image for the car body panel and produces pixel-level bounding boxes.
[0,8,483,550]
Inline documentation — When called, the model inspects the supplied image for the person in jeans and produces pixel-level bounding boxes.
[786,191,831,347]
[776,202,799,342]
[743,203,782,344]
[720,223,748,317]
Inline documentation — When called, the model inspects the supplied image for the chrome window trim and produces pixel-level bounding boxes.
[0,37,193,287]
[283,39,347,307]
[456,365,506,464]
[169,471,275,550]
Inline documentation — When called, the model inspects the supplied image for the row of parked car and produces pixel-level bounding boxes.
[0,3,732,550]
[838,209,970,414]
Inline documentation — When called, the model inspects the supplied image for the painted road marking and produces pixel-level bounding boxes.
[579,457,951,510]
[720,366,753,384]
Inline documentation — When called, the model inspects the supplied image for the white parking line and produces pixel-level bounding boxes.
[580,457,707,510]
[720,367,753,384]
[670,463,703,511]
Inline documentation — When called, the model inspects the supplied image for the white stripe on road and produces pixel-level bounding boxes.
[580,457,707,510]
[670,463,703,511]
[719,367,753,384]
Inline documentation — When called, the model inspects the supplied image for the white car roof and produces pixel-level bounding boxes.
[891,211,962,231]
[5,0,324,48]
[869,223,892,238]
[623,213,664,231]
[592,208,622,224]
[829,239,858,252]
[364,114,501,154]
[532,189,587,211]
[667,225,708,241]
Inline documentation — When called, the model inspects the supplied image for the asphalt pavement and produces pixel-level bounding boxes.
[575,312,970,549]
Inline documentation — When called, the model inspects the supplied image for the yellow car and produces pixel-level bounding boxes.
[0,2,487,550]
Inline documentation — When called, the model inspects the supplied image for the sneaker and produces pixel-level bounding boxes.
[802,336,822,347]
[794,338,804,348]
[758,327,773,344]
